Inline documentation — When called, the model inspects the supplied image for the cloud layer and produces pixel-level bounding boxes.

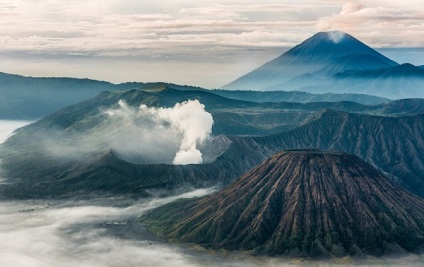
[0,191,423,267]
[0,1,423,87]
[0,189,221,267]
[1,1,422,55]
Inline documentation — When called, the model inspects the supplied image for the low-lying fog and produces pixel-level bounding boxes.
[0,189,422,267]
[0,189,286,267]
[0,120,32,144]
[0,121,422,266]
[0,189,219,267]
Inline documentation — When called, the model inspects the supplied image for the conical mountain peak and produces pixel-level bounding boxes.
[223,31,398,91]
[295,31,354,47]
[280,31,390,63]
[142,150,424,258]
[312,31,352,44]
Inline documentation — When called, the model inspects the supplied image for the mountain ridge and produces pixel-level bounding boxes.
[0,71,388,120]
[2,104,424,198]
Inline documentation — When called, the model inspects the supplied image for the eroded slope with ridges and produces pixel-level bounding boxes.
[142,150,424,258]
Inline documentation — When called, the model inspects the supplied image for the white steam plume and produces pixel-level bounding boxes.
[328,31,346,44]
[108,99,213,165]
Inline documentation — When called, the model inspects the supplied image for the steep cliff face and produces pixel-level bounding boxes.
[142,150,424,258]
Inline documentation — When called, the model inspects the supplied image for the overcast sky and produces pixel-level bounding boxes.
[0,0,423,88]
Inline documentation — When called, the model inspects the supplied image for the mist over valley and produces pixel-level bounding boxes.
[1,1,424,266]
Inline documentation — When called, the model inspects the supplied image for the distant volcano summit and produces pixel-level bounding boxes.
[223,31,397,91]
[142,150,424,258]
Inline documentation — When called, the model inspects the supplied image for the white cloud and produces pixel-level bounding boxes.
[0,1,356,57]
[341,2,365,14]
[0,0,423,87]
[316,1,424,47]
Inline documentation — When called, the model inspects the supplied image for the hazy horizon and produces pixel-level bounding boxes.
[0,0,423,88]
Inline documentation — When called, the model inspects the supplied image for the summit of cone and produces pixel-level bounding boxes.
[142,149,424,258]
[223,31,398,91]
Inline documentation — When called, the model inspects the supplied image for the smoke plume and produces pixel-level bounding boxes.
[328,31,346,44]
[106,99,213,165]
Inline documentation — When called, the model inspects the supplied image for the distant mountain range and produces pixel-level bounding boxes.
[1,87,424,199]
[223,31,424,99]
[1,31,423,120]
[0,72,114,119]
[211,89,387,105]
[142,150,424,258]
[0,72,387,120]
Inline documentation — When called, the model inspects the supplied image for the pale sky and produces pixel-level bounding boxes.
[0,0,423,88]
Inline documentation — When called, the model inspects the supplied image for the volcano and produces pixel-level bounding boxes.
[142,150,424,258]
[223,31,397,91]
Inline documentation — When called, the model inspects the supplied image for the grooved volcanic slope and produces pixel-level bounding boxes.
[142,150,424,258]
[250,110,424,196]
[223,31,397,91]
